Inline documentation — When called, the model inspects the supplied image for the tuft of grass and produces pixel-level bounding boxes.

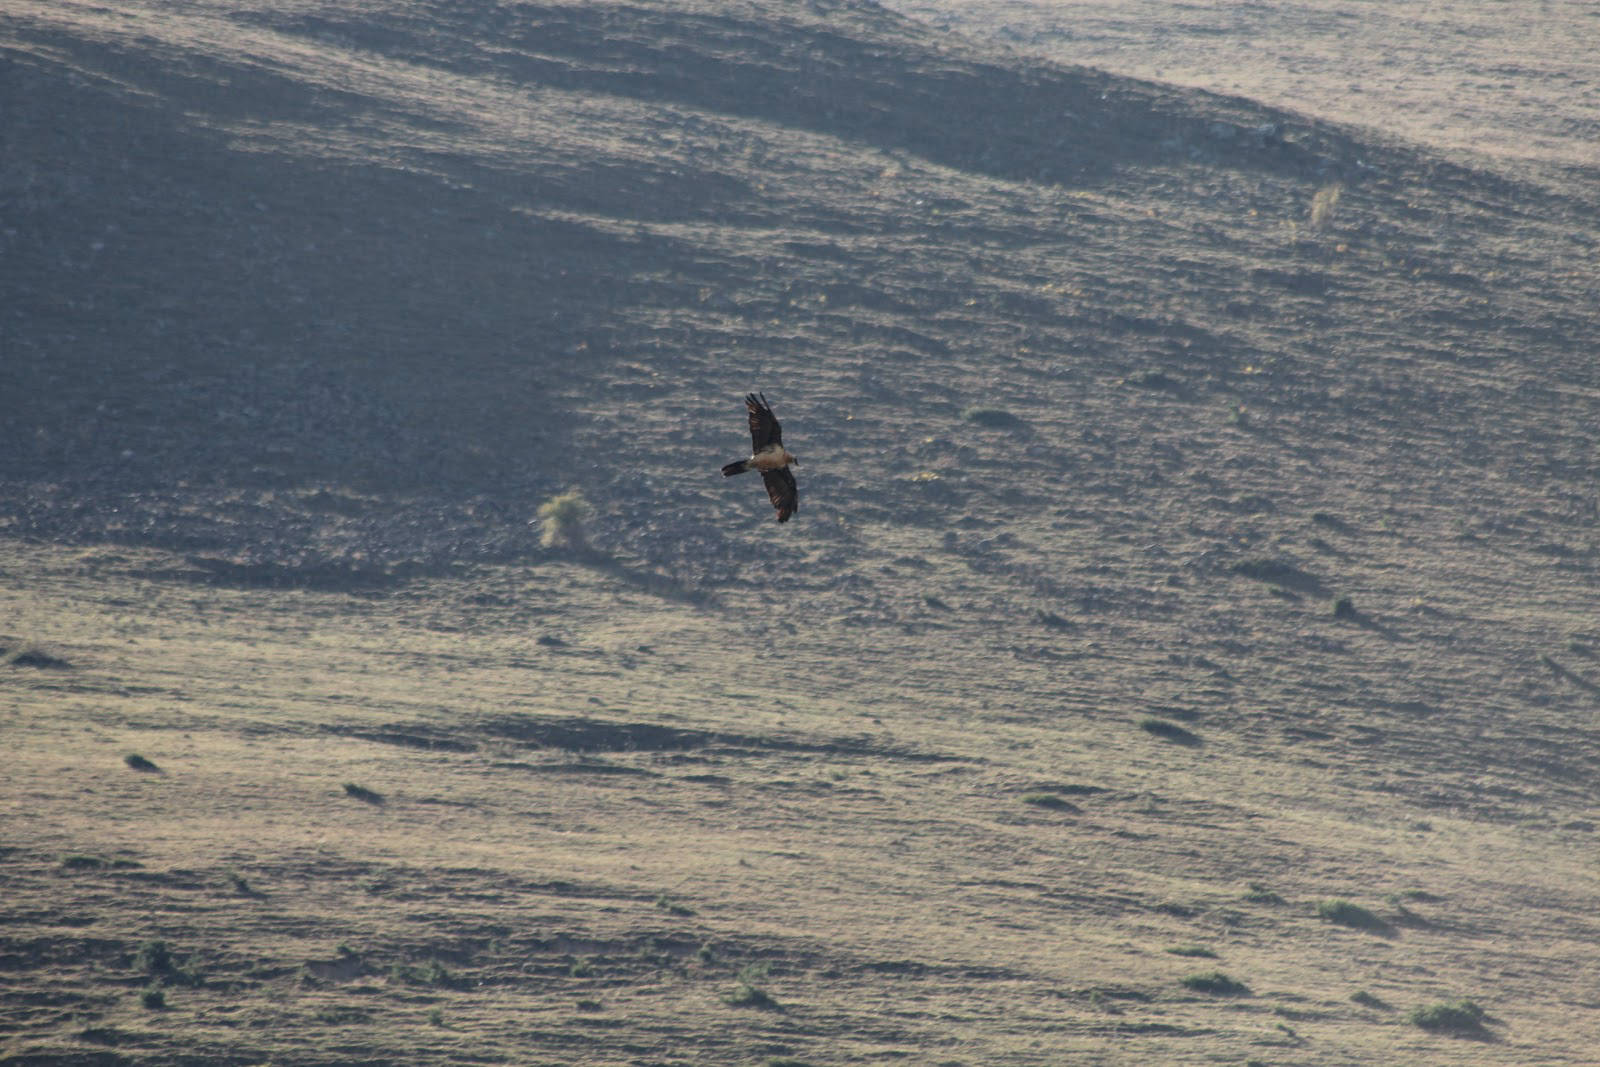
[1310,182,1343,230]
[135,940,201,987]
[1351,990,1389,1009]
[1165,945,1218,958]
[61,854,106,870]
[538,490,592,551]
[6,645,72,669]
[574,998,603,1012]
[1035,609,1074,631]
[390,960,460,989]
[654,893,696,917]
[961,406,1024,429]
[1021,792,1079,812]
[1317,898,1392,934]
[1180,970,1250,996]
[342,782,385,805]
[1138,718,1202,746]
[725,962,780,1010]
[568,956,595,978]
[225,869,256,896]
[1332,595,1357,619]
[124,753,161,773]
[1409,999,1488,1036]
[1243,882,1285,905]
[426,1008,444,1027]
[140,986,166,1010]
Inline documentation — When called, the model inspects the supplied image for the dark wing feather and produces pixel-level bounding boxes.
[746,392,782,452]
[761,467,798,523]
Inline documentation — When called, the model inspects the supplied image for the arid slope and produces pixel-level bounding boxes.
[2,1,1599,1064]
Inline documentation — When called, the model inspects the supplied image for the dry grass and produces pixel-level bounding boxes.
[2,541,1597,1063]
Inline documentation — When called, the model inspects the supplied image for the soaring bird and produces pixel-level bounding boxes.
[721,392,799,522]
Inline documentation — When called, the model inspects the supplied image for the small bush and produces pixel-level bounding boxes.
[1166,945,1218,958]
[342,782,385,805]
[1409,999,1488,1036]
[961,406,1024,429]
[538,491,592,551]
[390,960,460,988]
[726,963,780,1010]
[1244,882,1286,905]
[61,854,105,870]
[1180,970,1249,996]
[427,1008,444,1027]
[1139,718,1201,746]
[1021,792,1079,812]
[1317,898,1392,933]
[124,754,160,773]
[1310,183,1343,230]
[574,998,603,1012]
[1351,990,1389,1009]
[140,987,166,1010]
[136,940,201,987]
[1332,595,1357,619]
[655,894,696,917]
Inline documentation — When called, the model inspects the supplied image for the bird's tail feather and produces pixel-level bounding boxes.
[721,459,751,477]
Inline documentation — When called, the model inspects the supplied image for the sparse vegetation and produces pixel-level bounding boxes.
[1243,883,1285,905]
[343,782,385,805]
[3,0,1598,1064]
[1310,182,1343,229]
[140,986,166,1010]
[726,963,780,1010]
[1180,971,1249,996]
[538,491,592,551]
[961,406,1024,429]
[124,753,161,772]
[1409,999,1489,1036]
[1351,990,1389,1009]
[655,893,696,916]
[1139,718,1201,746]
[1021,792,1079,811]
[1332,594,1357,619]
[1317,898,1392,933]
[135,940,201,987]
[390,960,460,989]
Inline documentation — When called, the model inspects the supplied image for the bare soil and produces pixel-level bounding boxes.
[3,1,1598,1064]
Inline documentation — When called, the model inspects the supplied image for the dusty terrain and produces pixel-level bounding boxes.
[3,1,1599,1064]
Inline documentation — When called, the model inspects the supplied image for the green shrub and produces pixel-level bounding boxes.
[1317,898,1391,933]
[726,963,780,1010]
[1409,999,1487,1035]
[538,491,592,551]
[1181,970,1249,995]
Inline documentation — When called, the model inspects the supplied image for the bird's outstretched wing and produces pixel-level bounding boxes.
[746,392,782,452]
[761,467,798,523]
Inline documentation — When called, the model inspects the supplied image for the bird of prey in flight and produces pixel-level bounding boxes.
[721,392,799,523]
